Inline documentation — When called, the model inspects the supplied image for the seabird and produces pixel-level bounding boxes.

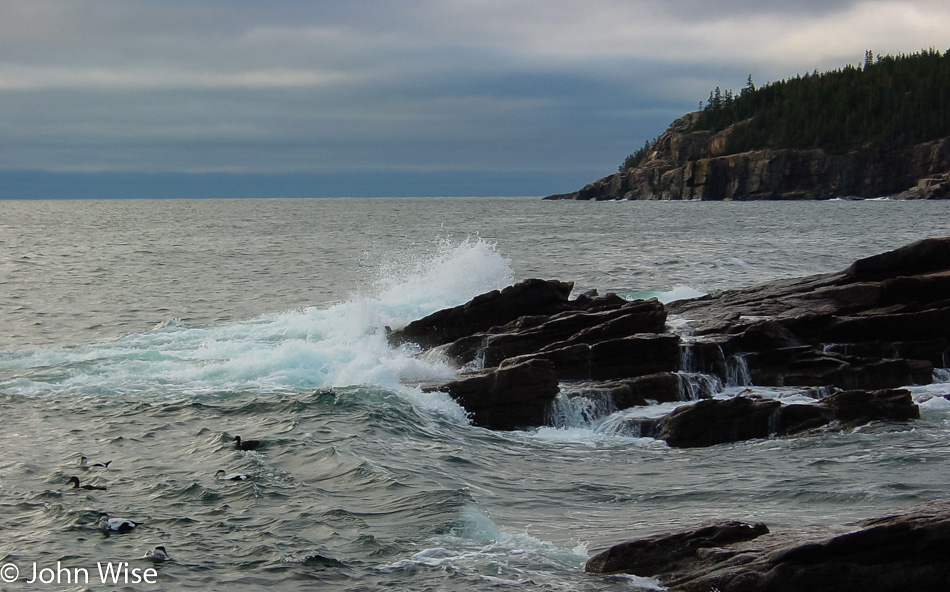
[233,435,261,451]
[79,456,112,469]
[96,512,142,534]
[68,476,107,491]
[215,470,255,481]
[143,545,171,562]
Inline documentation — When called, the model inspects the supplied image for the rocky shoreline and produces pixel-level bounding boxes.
[584,498,950,591]
[544,112,950,201]
[389,237,949,444]
[387,237,950,589]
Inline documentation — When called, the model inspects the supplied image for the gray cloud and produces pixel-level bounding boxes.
[1,0,948,196]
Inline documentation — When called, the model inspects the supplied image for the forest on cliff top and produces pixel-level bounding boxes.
[622,48,950,171]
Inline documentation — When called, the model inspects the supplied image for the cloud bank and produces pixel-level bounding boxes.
[1,0,948,197]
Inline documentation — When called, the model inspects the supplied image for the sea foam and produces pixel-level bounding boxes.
[0,237,512,409]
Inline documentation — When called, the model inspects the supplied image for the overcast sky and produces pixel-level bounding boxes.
[2,0,948,198]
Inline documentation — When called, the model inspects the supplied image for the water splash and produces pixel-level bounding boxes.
[726,354,752,387]
[0,237,512,410]
[677,371,722,400]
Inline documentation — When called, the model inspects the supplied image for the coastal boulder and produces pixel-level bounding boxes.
[442,298,667,368]
[434,358,559,430]
[586,499,950,592]
[501,333,682,381]
[820,388,920,425]
[387,279,574,349]
[585,520,769,577]
[651,388,920,448]
[656,396,782,448]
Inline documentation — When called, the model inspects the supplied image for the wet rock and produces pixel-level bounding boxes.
[434,358,559,430]
[456,298,667,368]
[846,236,950,279]
[670,238,950,394]
[399,238,948,433]
[652,388,919,448]
[585,520,770,577]
[773,403,831,436]
[502,333,682,381]
[587,499,950,592]
[656,396,782,448]
[607,372,691,407]
[387,278,574,350]
[819,388,920,425]
[746,347,934,390]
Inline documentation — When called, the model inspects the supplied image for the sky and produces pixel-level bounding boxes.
[2,0,949,199]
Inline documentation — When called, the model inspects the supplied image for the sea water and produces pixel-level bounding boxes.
[0,196,949,591]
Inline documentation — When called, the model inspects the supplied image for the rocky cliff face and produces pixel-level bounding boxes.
[548,113,950,200]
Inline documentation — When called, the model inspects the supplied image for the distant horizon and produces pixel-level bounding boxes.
[0,170,586,200]
[3,1,948,199]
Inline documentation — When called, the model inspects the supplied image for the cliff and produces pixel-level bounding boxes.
[546,112,950,201]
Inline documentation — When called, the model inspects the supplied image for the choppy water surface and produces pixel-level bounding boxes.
[1,197,949,591]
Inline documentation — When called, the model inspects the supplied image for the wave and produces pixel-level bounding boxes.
[0,237,512,410]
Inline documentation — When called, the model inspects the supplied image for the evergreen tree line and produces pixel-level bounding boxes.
[620,48,950,171]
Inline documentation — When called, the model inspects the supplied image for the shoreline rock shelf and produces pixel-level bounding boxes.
[389,237,950,444]
[584,499,950,591]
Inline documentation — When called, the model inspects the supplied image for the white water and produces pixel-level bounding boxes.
[1,197,949,592]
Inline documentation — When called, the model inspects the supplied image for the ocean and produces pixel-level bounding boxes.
[1,196,949,591]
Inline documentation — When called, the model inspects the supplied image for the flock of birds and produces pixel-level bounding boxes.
[68,435,262,562]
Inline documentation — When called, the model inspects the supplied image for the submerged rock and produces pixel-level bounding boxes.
[586,499,950,592]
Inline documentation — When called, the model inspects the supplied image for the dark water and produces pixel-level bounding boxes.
[1,197,949,591]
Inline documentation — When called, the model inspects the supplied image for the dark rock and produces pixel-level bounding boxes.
[774,403,832,436]
[732,320,801,352]
[652,388,920,448]
[808,306,950,345]
[585,520,769,576]
[434,358,559,430]
[502,333,682,381]
[587,334,682,380]
[473,298,667,368]
[656,396,782,448]
[846,236,950,279]
[668,238,950,394]
[567,289,631,312]
[609,372,690,407]
[587,499,950,592]
[819,388,920,425]
[387,278,574,349]
[567,372,696,413]
[398,238,947,432]
[745,346,849,387]
[746,348,933,390]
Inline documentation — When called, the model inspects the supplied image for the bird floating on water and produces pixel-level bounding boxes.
[215,470,255,481]
[233,435,261,451]
[78,456,112,470]
[68,476,107,491]
[96,512,142,534]
[143,545,171,562]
